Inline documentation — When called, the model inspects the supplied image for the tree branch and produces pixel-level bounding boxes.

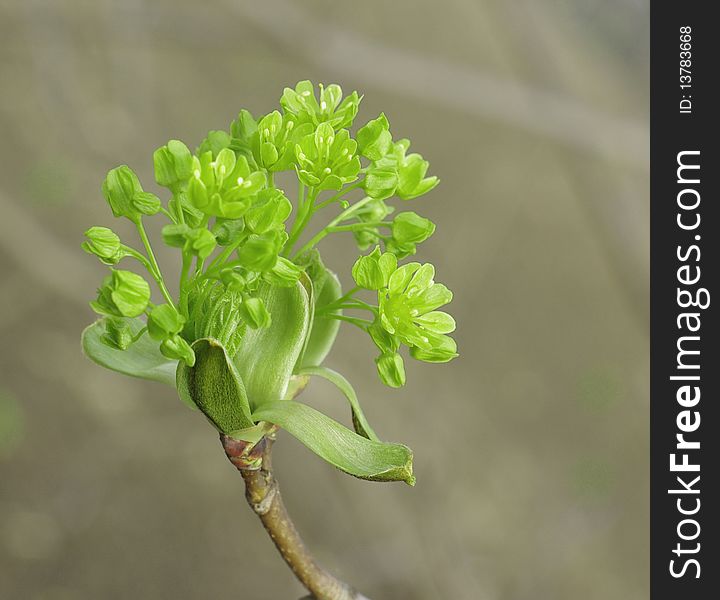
[221,433,368,600]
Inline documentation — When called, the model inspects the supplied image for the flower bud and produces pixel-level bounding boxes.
[82,226,124,265]
[352,246,397,290]
[364,159,398,201]
[357,113,392,161]
[388,212,436,257]
[91,270,151,318]
[245,189,292,234]
[397,153,438,200]
[147,304,185,341]
[212,218,245,246]
[239,296,272,329]
[197,130,232,157]
[161,223,191,248]
[160,335,195,366]
[264,257,303,287]
[153,140,193,191]
[186,228,217,260]
[101,316,135,350]
[102,165,144,221]
[237,231,283,272]
[220,269,246,293]
[132,191,162,216]
[230,109,258,141]
[375,353,406,388]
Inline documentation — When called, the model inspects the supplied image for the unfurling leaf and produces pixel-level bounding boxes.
[234,281,310,410]
[252,401,414,485]
[299,366,378,440]
[177,338,254,432]
[82,317,178,388]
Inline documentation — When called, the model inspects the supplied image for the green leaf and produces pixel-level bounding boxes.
[299,366,379,441]
[234,280,310,410]
[252,401,414,485]
[81,317,178,388]
[299,263,341,368]
[176,338,254,432]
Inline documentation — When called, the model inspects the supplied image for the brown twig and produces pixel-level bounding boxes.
[221,433,367,600]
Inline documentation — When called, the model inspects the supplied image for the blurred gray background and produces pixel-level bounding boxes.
[0,1,648,598]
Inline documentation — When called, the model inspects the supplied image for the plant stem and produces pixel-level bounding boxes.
[292,196,375,259]
[222,435,366,600]
[135,220,177,308]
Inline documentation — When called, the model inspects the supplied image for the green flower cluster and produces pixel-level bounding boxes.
[348,248,457,387]
[82,81,457,485]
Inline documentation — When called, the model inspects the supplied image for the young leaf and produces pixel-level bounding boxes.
[234,280,310,410]
[176,338,255,432]
[81,317,179,388]
[252,401,414,485]
[299,267,342,368]
[298,366,379,441]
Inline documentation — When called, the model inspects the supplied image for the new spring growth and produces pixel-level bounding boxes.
[81,80,458,486]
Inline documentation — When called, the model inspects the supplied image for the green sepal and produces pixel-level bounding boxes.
[81,317,179,389]
[298,366,378,441]
[176,338,255,432]
[252,401,414,485]
[234,280,310,410]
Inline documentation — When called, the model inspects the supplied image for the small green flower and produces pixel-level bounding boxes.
[391,140,439,200]
[281,80,361,129]
[188,149,266,218]
[378,263,455,353]
[352,246,397,291]
[252,111,312,172]
[295,123,361,191]
[91,269,151,318]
